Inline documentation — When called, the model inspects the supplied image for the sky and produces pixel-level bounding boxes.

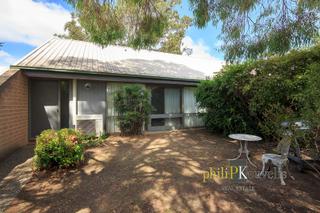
[0,0,224,74]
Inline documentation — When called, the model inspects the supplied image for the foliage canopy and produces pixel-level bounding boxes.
[64,0,190,54]
[55,13,89,41]
[195,44,320,144]
[189,0,320,61]
[62,1,320,59]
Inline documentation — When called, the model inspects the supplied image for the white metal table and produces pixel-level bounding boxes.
[228,134,262,167]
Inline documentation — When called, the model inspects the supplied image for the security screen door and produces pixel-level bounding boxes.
[30,80,60,138]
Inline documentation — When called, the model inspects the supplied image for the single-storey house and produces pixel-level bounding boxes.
[0,38,222,158]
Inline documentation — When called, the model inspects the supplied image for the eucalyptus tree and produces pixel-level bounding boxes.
[189,0,320,61]
[65,0,190,54]
[55,13,89,41]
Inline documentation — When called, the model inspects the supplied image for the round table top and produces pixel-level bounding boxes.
[228,134,262,141]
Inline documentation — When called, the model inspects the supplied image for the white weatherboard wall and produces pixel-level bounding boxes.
[69,80,106,134]
[77,80,106,117]
[183,87,204,127]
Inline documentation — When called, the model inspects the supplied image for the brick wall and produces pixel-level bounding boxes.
[0,70,28,159]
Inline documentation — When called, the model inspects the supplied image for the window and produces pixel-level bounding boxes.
[151,87,164,114]
[149,86,182,129]
[151,118,165,126]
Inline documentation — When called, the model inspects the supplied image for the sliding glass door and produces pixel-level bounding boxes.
[149,86,182,131]
[183,87,203,127]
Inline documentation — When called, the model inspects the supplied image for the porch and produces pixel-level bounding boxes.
[28,77,203,139]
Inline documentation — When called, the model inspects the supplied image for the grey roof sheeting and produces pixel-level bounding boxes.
[13,38,223,81]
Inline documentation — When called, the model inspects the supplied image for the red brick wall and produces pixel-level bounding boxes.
[0,70,28,159]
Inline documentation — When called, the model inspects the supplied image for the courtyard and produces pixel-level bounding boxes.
[0,129,319,213]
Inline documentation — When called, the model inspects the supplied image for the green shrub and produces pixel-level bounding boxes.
[196,44,320,141]
[299,63,320,130]
[81,133,109,148]
[299,63,320,158]
[114,84,152,135]
[34,128,84,169]
[196,63,256,135]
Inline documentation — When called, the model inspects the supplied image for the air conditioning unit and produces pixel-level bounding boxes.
[75,114,104,136]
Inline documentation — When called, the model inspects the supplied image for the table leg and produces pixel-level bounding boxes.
[228,140,243,161]
[244,141,257,167]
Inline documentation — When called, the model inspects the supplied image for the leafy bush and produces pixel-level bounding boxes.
[300,63,320,130]
[81,133,108,148]
[114,84,152,135]
[34,129,84,169]
[299,63,320,158]
[196,44,320,141]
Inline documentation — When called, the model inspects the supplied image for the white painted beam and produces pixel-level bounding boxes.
[72,79,77,128]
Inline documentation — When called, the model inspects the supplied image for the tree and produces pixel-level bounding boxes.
[189,0,320,62]
[65,0,190,53]
[158,15,191,54]
[55,13,88,41]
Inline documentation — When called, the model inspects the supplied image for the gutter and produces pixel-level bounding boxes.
[10,65,204,83]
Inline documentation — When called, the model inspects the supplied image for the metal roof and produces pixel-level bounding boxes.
[13,38,223,81]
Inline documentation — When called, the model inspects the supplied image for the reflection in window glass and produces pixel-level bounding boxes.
[151,118,165,126]
[151,87,164,114]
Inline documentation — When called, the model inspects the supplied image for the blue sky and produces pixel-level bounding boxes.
[176,1,223,58]
[0,0,223,73]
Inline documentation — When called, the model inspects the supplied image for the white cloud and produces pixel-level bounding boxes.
[0,50,18,75]
[0,50,18,64]
[181,36,212,59]
[0,50,10,58]
[0,0,70,46]
[181,36,224,76]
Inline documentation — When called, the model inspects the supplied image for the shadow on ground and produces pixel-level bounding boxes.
[0,144,34,182]
[2,130,320,213]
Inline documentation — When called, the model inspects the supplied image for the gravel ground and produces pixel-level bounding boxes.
[1,130,320,213]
